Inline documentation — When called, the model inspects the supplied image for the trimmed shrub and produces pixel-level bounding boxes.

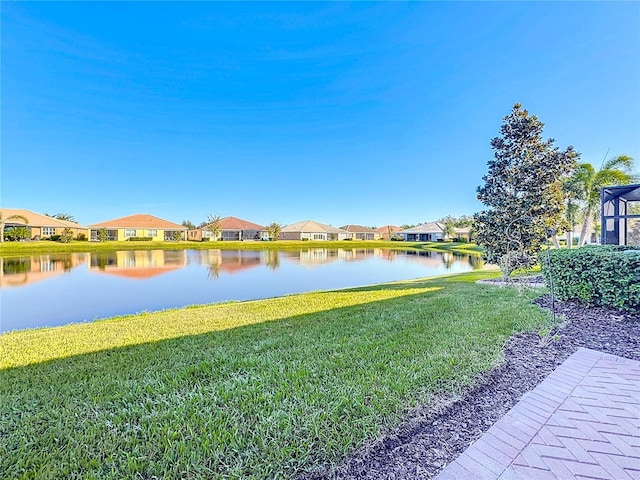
[128,237,153,242]
[542,246,640,312]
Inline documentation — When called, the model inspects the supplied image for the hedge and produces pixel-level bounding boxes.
[542,245,640,312]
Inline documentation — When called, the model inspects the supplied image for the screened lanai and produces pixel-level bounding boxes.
[601,184,640,245]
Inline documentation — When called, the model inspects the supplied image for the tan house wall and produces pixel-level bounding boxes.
[30,226,89,240]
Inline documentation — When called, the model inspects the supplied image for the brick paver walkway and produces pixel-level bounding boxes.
[436,348,640,479]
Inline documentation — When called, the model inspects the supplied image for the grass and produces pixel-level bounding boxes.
[0,240,482,258]
[0,271,549,479]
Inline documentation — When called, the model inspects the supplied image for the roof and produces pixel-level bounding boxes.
[0,209,87,228]
[216,216,265,231]
[89,214,186,230]
[339,225,378,233]
[376,225,401,233]
[602,184,640,202]
[398,222,445,234]
[282,220,348,234]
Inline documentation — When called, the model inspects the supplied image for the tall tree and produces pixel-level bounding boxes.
[0,213,29,243]
[475,103,578,267]
[571,155,636,247]
[181,220,196,230]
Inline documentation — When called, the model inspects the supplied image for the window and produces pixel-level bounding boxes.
[125,229,136,238]
[42,227,55,236]
[313,234,324,240]
[148,229,157,237]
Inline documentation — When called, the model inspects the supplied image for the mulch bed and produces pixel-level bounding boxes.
[306,294,639,479]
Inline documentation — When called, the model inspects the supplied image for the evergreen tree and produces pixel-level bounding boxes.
[475,104,578,267]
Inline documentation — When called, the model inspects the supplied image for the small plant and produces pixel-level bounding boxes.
[97,228,109,242]
[59,228,74,243]
[538,329,560,347]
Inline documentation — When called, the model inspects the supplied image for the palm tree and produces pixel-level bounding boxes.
[572,155,636,247]
[266,222,282,241]
[46,213,76,222]
[0,213,29,243]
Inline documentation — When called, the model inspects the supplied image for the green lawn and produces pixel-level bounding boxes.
[0,239,481,258]
[0,271,549,479]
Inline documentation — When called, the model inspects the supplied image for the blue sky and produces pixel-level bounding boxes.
[2,2,639,228]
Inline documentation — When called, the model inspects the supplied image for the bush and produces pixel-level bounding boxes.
[76,233,87,241]
[49,235,61,242]
[542,246,640,312]
[128,237,153,242]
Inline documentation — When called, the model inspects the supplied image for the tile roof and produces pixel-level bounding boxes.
[398,222,445,234]
[376,225,401,233]
[282,220,348,234]
[89,214,186,230]
[218,216,265,231]
[339,225,378,233]
[0,209,87,228]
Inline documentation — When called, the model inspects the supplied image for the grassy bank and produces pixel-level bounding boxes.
[0,272,548,479]
[0,240,481,258]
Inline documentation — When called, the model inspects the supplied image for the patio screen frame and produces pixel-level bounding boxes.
[601,184,640,246]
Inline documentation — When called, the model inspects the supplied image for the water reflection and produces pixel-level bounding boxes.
[0,248,484,286]
[191,250,263,279]
[0,253,88,287]
[89,250,187,279]
[1,248,485,332]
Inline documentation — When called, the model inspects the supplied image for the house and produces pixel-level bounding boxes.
[339,225,381,240]
[453,227,472,242]
[89,214,187,241]
[376,225,402,241]
[188,216,267,241]
[397,222,446,241]
[279,220,352,241]
[0,208,88,240]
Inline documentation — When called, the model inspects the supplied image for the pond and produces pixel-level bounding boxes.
[0,248,486,332]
